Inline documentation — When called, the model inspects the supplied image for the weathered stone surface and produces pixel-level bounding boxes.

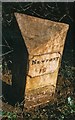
[14,13,69,56]
[25,68,59,110]
[28,52,60,77]
[25,84,55,110]
[15,13,69,110]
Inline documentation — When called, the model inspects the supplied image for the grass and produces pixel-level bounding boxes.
[1,96,75,120]
[0,111,17,120]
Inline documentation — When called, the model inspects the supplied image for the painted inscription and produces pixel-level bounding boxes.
[28,53,60,77]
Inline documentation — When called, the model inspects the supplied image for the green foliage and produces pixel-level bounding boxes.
[0,110,17,120]
[59,97,75,120]
[0,97,75,120]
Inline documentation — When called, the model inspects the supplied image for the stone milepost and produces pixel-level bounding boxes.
[15,13,69,110]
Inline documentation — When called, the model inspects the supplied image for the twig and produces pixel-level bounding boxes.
[59,14,67,22]
[0,50,13,57]
[3,37,11,49]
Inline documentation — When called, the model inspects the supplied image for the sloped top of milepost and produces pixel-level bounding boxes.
[15,13,69,56]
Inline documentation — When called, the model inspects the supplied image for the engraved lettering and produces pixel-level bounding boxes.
[46,59,49,62]
[56,57,59,60]
[29,53,61,77]
[32,60,37,65]
[39,67,46,74]
[41,60,45,63]
[32,57,59,65]
[37,61,40,64]
[42,67,46,73]
[49,58,52,62]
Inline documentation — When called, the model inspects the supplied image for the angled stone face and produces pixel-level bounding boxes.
[15,13,69,110]
[14,13,69,56]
